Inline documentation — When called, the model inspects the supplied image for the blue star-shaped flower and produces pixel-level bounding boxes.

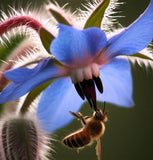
[0,0,153,131]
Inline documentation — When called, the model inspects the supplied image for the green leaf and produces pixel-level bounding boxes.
[49,8,71,26]
[84,0,110,28]
[20,79,55,114]
[39,27,55,53]
[128,53,153,61]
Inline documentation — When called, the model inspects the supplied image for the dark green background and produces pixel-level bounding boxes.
[0,0,153,160]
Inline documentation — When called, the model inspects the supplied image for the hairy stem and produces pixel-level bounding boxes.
[0,16,42,35]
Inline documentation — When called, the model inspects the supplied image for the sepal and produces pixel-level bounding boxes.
[127,52,153,61]
[84,0,110,28]
[48,7,72,26]
[39,27,55,53]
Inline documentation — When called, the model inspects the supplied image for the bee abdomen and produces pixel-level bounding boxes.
[63,130,91,148]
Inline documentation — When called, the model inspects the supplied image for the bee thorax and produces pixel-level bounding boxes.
[86,120,105,138]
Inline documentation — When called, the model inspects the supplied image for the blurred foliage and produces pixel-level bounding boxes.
[0,34,27,63]
[0,0,153,160]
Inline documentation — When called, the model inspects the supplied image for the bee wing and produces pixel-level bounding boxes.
[95,138,101,160]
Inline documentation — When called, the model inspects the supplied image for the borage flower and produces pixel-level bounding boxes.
[0,0,153,131]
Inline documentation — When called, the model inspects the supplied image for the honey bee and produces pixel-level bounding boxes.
[62,102,108,160]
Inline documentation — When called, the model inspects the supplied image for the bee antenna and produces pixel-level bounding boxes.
[103,101,106,113]
[69,111,80,118]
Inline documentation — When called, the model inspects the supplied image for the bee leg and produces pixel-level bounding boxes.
[103,101,106,113]
[77,149,80,154]
[69,111,86,125]
[84,116,90,120]
[95,138,101,160]
[78,112,86,125]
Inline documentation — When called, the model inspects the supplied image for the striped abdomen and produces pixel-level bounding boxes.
[62,129,91,148]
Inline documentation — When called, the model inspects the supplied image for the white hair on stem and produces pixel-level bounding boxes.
[74,0,124,30]
[46,0,78,26]
[0,5,56,69]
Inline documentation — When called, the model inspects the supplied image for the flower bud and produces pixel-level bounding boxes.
[0,115,50,160]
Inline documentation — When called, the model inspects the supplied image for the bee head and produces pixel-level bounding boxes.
[94,102,108,122]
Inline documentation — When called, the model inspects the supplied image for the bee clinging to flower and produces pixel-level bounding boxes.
[62,102,108,160]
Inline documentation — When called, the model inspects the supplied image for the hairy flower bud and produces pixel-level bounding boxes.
[0,115,50,160]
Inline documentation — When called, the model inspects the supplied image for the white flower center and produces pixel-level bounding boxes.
[70,63,100,84]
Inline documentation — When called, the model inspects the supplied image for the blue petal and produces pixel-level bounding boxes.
[97,58,134,107]
[0,59,63,104]
[37,77,84,132]
[104,1,153,58]
[50,24,107,64]
[5,59,51,83]
[83,28,107,56]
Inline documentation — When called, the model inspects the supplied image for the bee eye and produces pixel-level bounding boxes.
[95,112,100,119]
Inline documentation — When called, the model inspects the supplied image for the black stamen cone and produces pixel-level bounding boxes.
[80,79,97,110]
[91,96,97,111]
[74,83,85,100]
[93,76,103,93]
